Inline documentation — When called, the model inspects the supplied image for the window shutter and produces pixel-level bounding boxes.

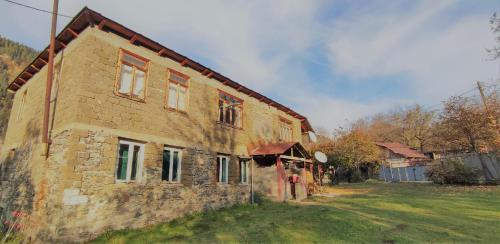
[180,149,192,186]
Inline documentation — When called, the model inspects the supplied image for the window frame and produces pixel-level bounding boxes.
[114,49,149,102]
[115,139,145,183]
[216,155,230,184]
[279,117,293,142]
[162,146,183,183]
[217,90,243,129]
[239,160,250,184]
[165,68,190,112]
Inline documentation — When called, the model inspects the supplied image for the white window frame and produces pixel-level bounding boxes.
[239,160,249,184]
[166,69,189,111]
[162,146,182,182]
[115,140,145,183]
[217,155,229,183]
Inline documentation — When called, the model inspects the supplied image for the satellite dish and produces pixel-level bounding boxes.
[314,151,327,163]
[308,131,318,143]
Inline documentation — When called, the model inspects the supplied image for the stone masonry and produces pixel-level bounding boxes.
[0,15,307,242]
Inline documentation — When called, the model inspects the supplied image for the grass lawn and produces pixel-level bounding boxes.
[92,181,500,243]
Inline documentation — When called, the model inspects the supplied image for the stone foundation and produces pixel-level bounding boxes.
[8,128,251,242]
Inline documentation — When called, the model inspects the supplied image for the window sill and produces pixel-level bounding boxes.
[161,181,183,185]
[217,182,230,186]
[216,121,244,131]
[114,92,146,103]
[166,107,189,115]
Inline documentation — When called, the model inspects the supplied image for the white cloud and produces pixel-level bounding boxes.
[1,0,498,132]
[327,0,498,101]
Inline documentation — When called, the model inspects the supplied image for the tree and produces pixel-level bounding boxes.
[401,105,436,152]
[332,128,380,170]
[487,12,500,60]
[439,95,495,179]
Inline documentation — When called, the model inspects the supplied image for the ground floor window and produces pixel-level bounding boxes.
[116,140,144,182]
[162,147,182,182]
[239,160,249,184]
[217,155,229,183]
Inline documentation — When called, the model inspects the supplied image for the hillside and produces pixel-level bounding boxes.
[0,36,38,140]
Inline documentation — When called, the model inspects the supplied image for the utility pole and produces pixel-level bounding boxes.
[476,81,497,181]
[42,0,59,156]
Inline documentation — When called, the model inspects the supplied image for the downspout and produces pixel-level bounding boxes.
[251,158,254,204]
[42,0,59,157]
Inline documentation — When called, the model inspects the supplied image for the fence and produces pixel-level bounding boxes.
[379,165,429,182]
[379,153,500,183]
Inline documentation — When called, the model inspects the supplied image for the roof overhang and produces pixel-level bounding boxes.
[8,7,314,132]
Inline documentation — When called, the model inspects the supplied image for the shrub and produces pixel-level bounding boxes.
[426,159,480,185]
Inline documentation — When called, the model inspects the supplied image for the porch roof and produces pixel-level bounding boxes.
[249,142,309,158]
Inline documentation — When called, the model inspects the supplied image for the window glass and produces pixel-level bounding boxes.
[119,64,133,94]
[172,151,179,181]
[168,84,178,108]
[162,150,171,181]
[221,157,227,183]
[117,144,129,180]
[116,140,144,182]
[162,147,182,182]
[122,53,146,68]
[130,145,140,180]
[133,70,145,97]
[178,86,187,111]
[240,161,248,183]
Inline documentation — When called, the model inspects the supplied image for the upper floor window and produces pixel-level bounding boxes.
[216,155,229,183]
[115,50,149,101]
[167,69,189,111]
[116,139,144,183]
[279,118,293,142]
[218,91,242,128]
[162,147,182,182]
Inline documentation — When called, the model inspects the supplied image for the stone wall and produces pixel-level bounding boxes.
[0,25,305,242]
[38,128,250,242]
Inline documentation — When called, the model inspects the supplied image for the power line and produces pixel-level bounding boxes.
[1,0,72,18]
[425,85,477,110]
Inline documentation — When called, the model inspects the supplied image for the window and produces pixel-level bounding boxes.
[279,118,293,142]
[166,69,189,111]
[239,160,249,184]
[216,155,229,183]
[162,147,182,182]
[16,90,27,121]
[218,91,243,128]
[116,140,144,182]
[115,50,149,100]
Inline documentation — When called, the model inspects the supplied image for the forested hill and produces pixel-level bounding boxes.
[0,36,38,140]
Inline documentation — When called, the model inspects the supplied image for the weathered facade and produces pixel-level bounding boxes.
[0,8,313,242]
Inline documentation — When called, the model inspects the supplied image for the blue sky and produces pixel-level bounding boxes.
[1,0,499,132]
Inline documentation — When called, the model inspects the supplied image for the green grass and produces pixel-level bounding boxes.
[91,182,500,243]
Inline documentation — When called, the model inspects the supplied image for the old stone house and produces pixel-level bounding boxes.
[0,7,314,242]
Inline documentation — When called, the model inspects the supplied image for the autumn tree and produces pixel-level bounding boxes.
[439,95,495,179]
[332,128,381,170]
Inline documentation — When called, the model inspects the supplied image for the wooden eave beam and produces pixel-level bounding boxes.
[30,65,40,71]
[158,48,166,56]
[98,19,107,30]
[129,34,138,44]
[206,72,214,78]
[18,78,27,84]
[180,59,189,66]
[58,40,67,48]
[23,71,33,78]
[39,57,48,64]
[84,10,95,27]
[67,28,79,38]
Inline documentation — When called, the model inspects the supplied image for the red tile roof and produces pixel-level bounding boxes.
[249,142,298,156]
[376,142,428,159]
[8,7,313,132]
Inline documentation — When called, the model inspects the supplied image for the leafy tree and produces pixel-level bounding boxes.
[332,128,380,170]
[487,12,500,60]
